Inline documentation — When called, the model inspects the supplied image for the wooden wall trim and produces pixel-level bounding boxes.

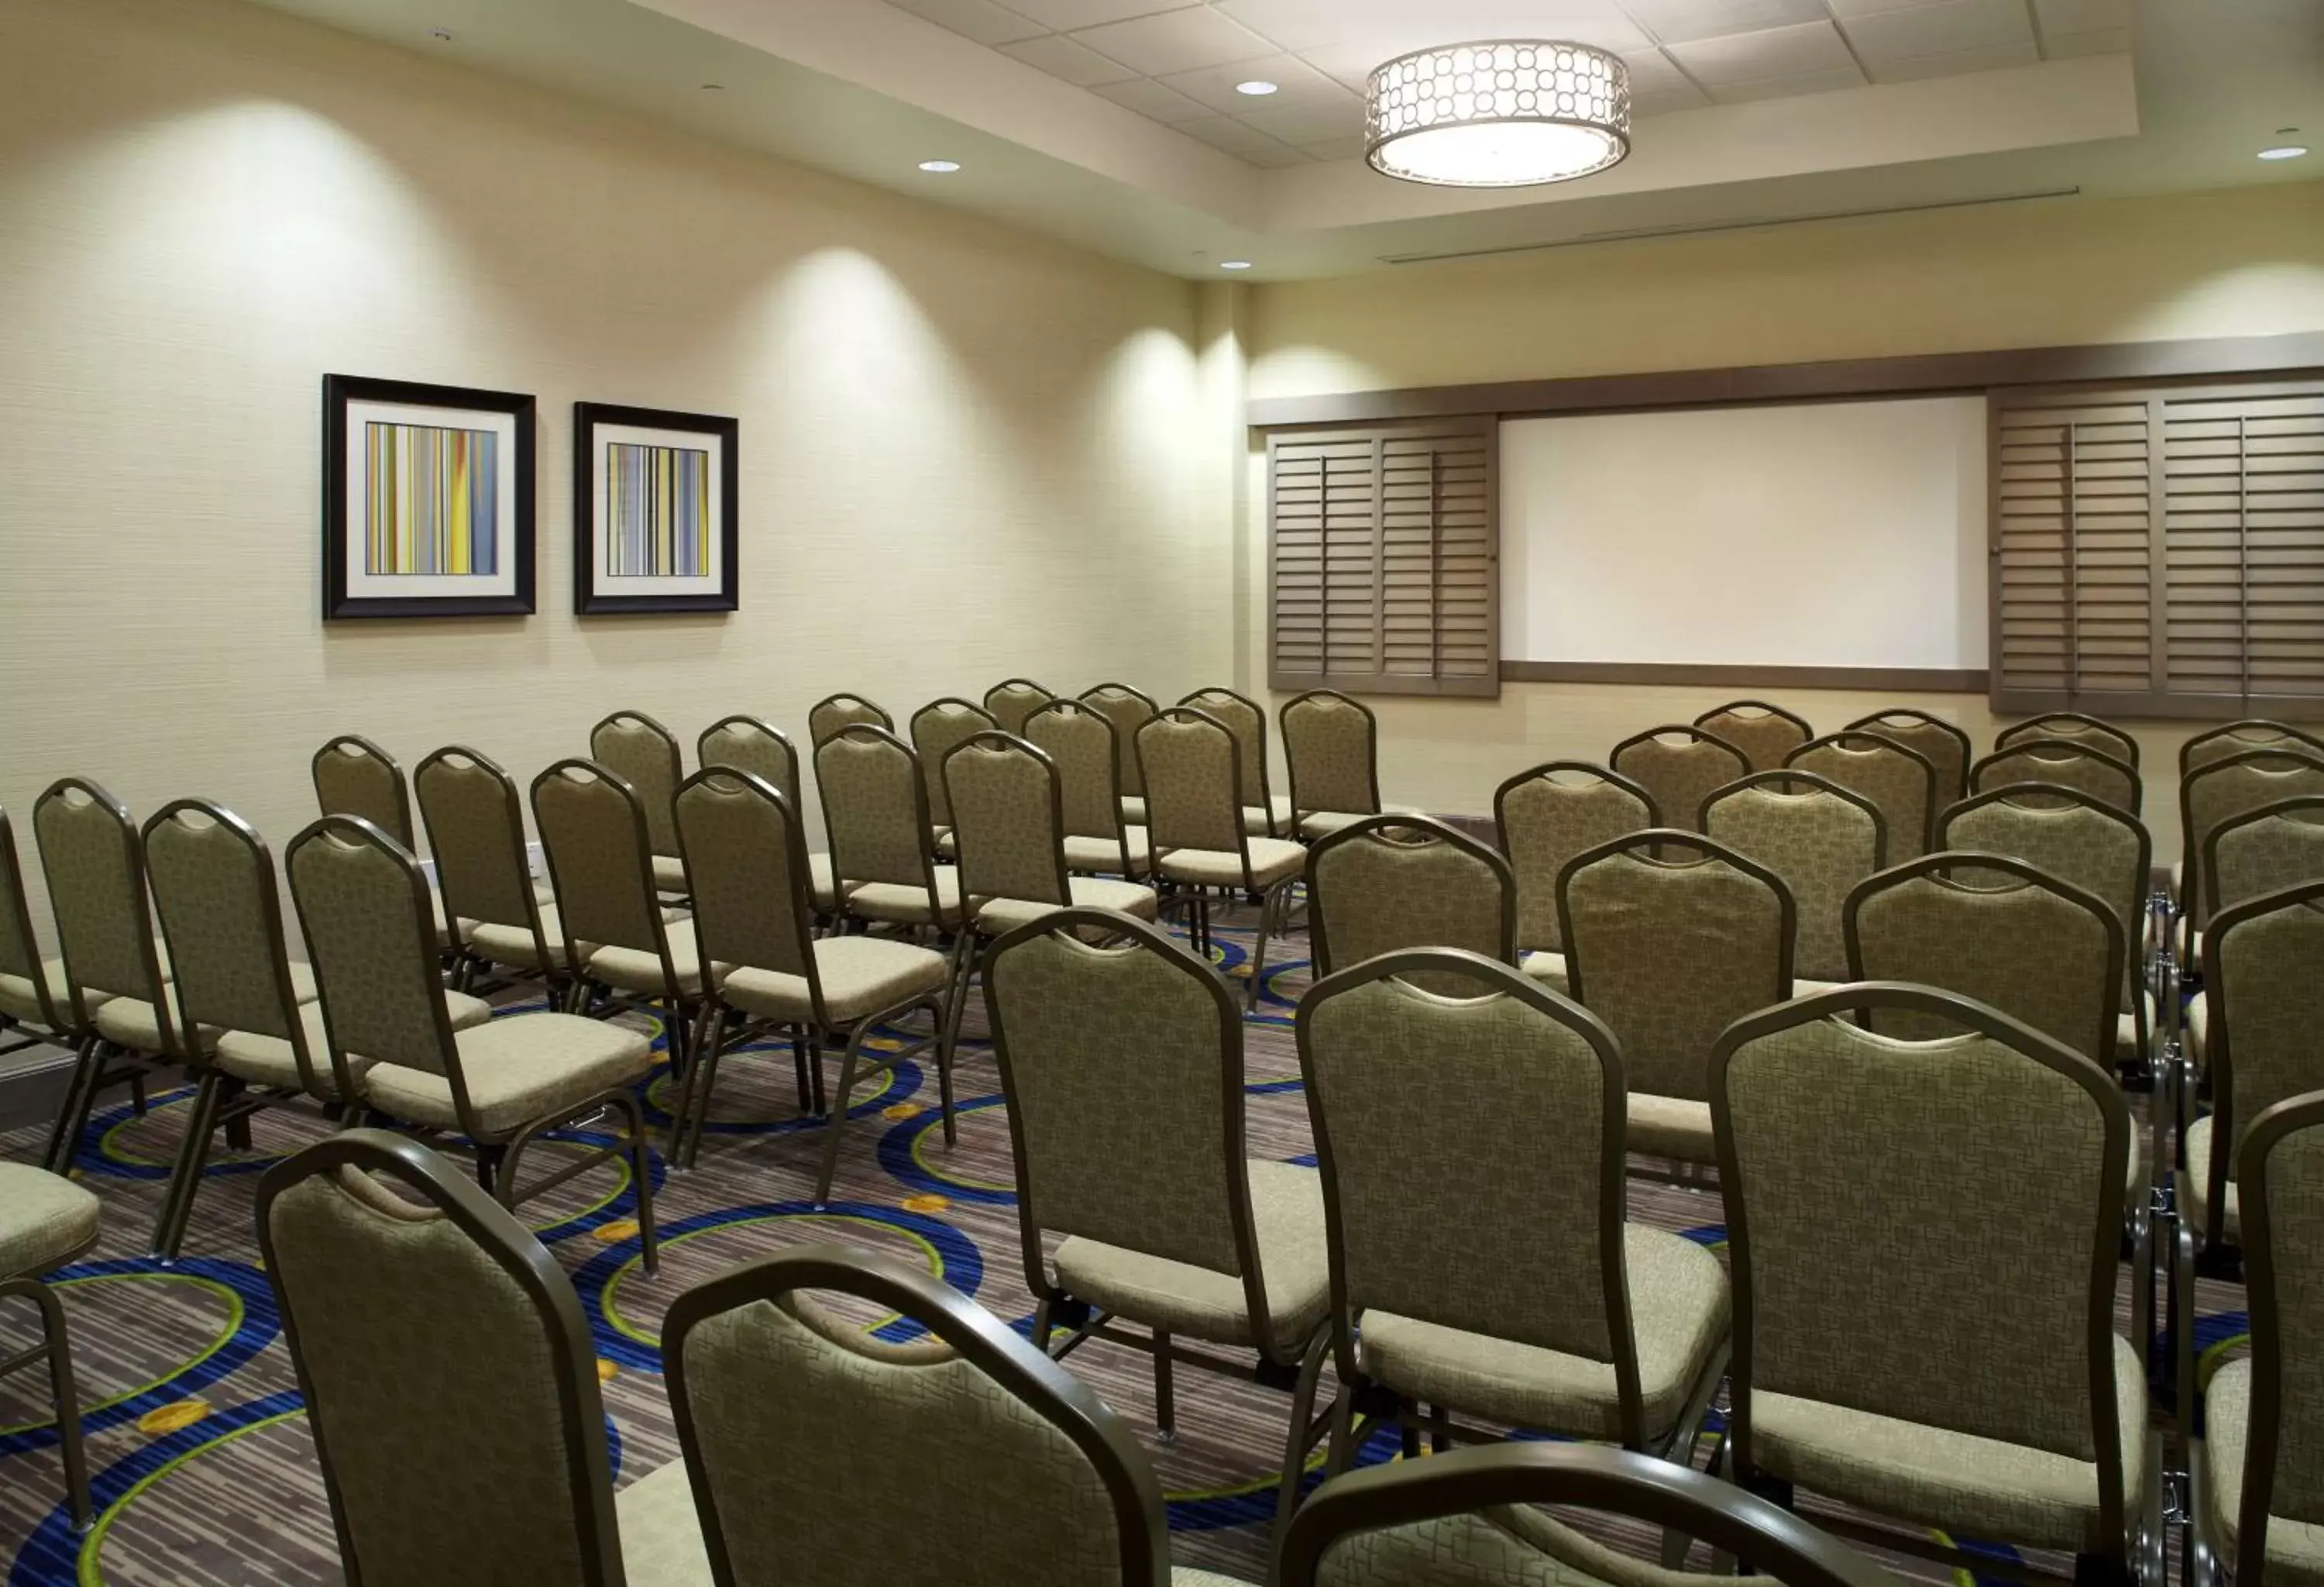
[1500,660,1990,692]
[1246,331,2324,429]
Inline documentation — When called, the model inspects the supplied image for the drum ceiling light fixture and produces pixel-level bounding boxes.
[1365,40,1631,188]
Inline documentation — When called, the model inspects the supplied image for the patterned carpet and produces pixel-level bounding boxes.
[0,910,2243,1586]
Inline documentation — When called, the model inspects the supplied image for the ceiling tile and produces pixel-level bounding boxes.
[2031,0,2130,35]
[995,33,1140,84]
[2040,24,2130,58]
[1301,136,1370,160]
[1632,77,1714,113]
[1700,62,1869,100]
[884,0,1051,46]
[1214,0,1652,57]
[1232,100,1363,143]
[1002,0,1196,29]
[1838,0,2033,63]
[1866,37,2039,79]
[1664,19,1858,84]
[1067,7,1277,75]
[1087,76,1216,120]
[1157,52,1351,113]
[1614,0,1833,46]
[1175,114,1312,164]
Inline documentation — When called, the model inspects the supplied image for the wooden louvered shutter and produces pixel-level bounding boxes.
[1267,419,1499,698]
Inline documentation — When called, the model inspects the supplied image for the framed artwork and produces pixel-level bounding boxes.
[322,374,536,619]
[572,402,739,614]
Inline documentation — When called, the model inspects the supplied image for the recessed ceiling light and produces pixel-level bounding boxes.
[701,83,725,92]
[2257,145,2309,160]
[918,160,961,173]
[1219,260,1253,270]
[1236,80,1279,96]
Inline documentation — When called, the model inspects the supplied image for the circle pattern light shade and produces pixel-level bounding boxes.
[1366,40,1631,187]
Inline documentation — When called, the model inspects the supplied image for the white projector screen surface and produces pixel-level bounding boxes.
[1501,398,1988,670]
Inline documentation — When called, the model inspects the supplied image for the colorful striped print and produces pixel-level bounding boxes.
[361,422,498,576]
[607,442,710,578]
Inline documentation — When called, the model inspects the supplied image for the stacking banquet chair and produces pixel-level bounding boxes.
[1278,1443,1898,1587]
[981,676,1054,737]
[982,910,1331,1537]
[591,711,690,899]
[1494,762,1656,996]
[256,1131,701,1587]
[1607,727,1746,837]
[311,732,418,849]
[1182,686,1293,838]
[2191,1090,2324,1587]
[1711,986,2160,1587]
[1702,770,1886,991]
[1693,700,1813,773]
[1305,815,1514,989]
[661,1244,1257,1587]
[2175,880,2324,1434]
[0,1159,98,1529]
[2187,797,2324,1083]
[1844,708,1972,804]
[907,697,995,855]
[285,815,658,1253]
[1026,699,1152,879]
[2178,749,2324,968]
[1972,738,2143,816]
[1136,707,1308,1008]
[1079,682,1160,826]
[814,725,964,936]
[2174,719,2324,921]
[1786,731,1937,861]
[695,715,837,913]
[668,769,952,1196]
[415,746,577,1001]
[1557,829,1793,1179]
[2001,711,2141,769]
[806,691,892,748]
[1295,950,1729,1495]
[1281,689,1388,841]
[141,798,493,1258]
[0,805,88,1063]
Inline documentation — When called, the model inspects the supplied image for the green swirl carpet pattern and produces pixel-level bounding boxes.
[0,918,2230,1585]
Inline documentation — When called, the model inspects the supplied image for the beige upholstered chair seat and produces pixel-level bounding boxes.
[1051,1159,1328,1349]
[0,958,108,1025]
[975,878,1157,935]
[1157,838,1305,889]
[613,1460,713,1587]
[363,1014,653,1137]
[1172,1571,1257,1587]
[212,993,493,1099]
[1120,796,1147,825]
[1627,1093,1715,1165]
[1063,829,1153,876]
[1299,811,1368,841]
[1356,1226,1727,1442]
[807,852,837,909]
[93,965,321,1053]
[933,828,957,859]
[466,906,589,972]
[586,918,716,998]
[844,866,965,927]
[1792,977,1846,999]
[1244,797,1294,836]
[719,936,950,1027]
[2186,991,2210,1069]
[0,1162,101,1278]
[1748,1334,2147,1553]
[2181,1118,2241,1241]
[2205,1358,2324,1584]
[1518,950,1568,994]
[651,854,689,893]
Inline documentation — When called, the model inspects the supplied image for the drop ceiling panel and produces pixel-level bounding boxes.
[1838,0,2033,64]
[1156,53,1350,113]
[2041,24,2130,57]
[1868,39,2038,81]
[2032,0,2130,35]
[883,0,1048,46]
[1065,6,1274,74]
[1615,0,1835,46]
[1232,100,1360,144]
[1087,75,1215,119]
[1212,0,1652,57]
[995,32,1139,83]
[1704,64,1871,101]
[1002,0,1196,29]
[1665,19,1860,84]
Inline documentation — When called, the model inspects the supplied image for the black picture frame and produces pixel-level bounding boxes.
[321,374,537,620]
[572,402,741,615]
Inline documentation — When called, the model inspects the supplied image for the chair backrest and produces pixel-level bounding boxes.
[0,807,60,1032]
[1939,785,2150,1017]
[1693,701,1813,773]
[983,911,1277,1350]
[675,769,820,1017]
[1844,852,2122,1063]
[1970,737,2142,815]
[145,800,333,1096]
[256,1131,623,1587]
[1306,817,1515,990]
[1494,763,1657,955]
[414,746,547,953]
[663,1244,1170,1587]
[1024,700,1127,845]
[807,692,892,748]
[1786,731,1937,860]
[34,777,171,1038]
[2182,718,2324,778]
[531,760,673,971]
[944,732,1071,911]
[1714,987,2130,1539]
[1702,771,1886,986]
[589,711,683,859]
[1999,711,2140,767]
[816,725,941,893]
[1278,1443,1899,1587]
[1136,708,1253,870]
[909,697,997,830]
[1281,688,1381,820]
[696,715,803,812]
[1844,709,1971,804]
[1077,683,1159,799]
[2207,796,2324,921]
[286,817,465,1087]
[2204,881,2324,1241]
[312,735,414,850]
[1608,726,1747,836]
[982,678,1055,738]
[2238,1091,2324,1561]
[1179,687,1275,816]
[2183,749,2324,931]
[1557,829,1793,1103]
[1297,952,1641,1437]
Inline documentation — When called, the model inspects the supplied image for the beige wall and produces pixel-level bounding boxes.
[0,0,1230,913]
[1241,182,2324,856]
